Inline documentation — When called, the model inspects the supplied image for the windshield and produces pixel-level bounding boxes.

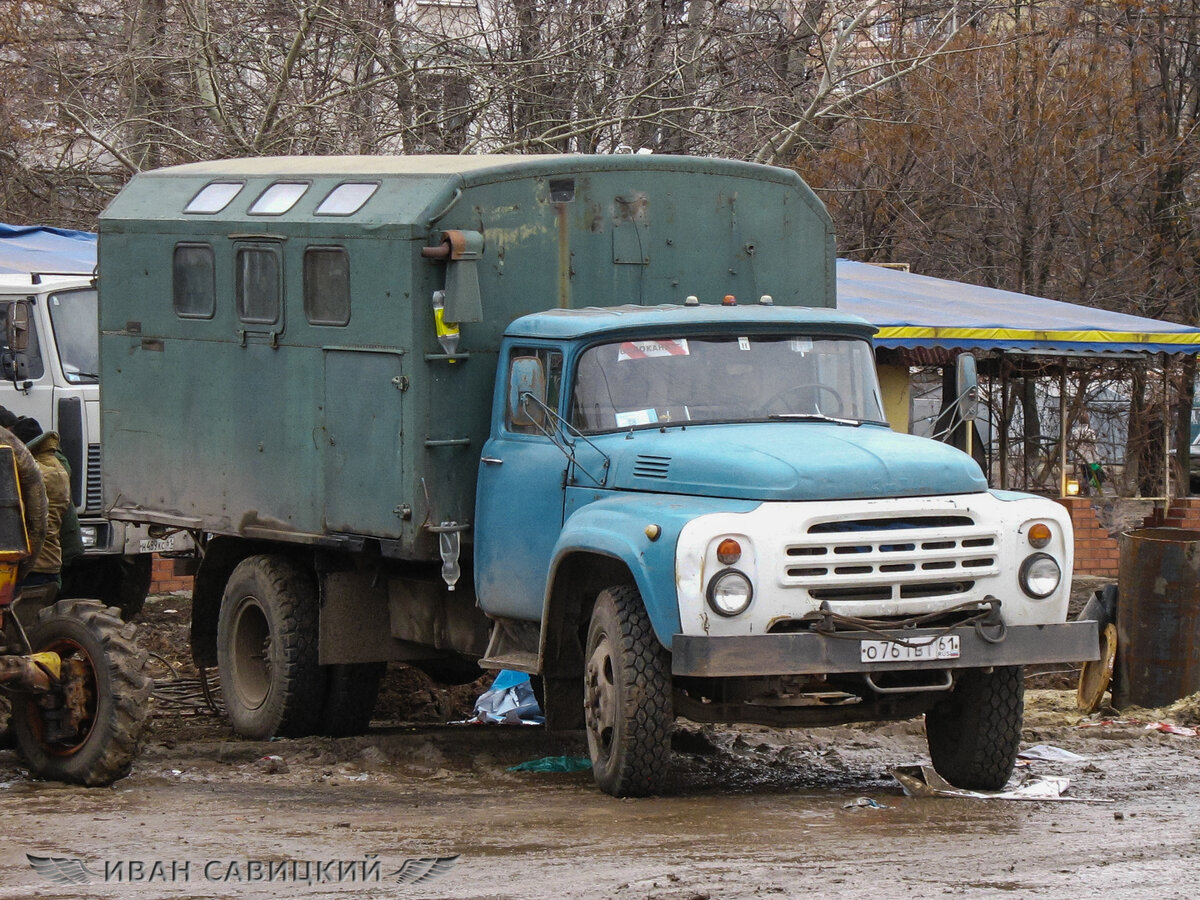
[47,288,99,384]
[572,334,886,433]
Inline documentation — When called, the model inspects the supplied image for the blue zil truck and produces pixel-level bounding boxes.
[97,155,1098,796]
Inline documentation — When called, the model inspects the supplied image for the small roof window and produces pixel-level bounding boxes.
[249,182,309,215]
[184,182,244,214]
[315,182,380,216]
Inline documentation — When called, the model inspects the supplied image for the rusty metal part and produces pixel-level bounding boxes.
[1077,622,1117,713]
[1116,528,1200,709]
[0,651,61,691]
[420,229,482,261]
[60,658,92,735]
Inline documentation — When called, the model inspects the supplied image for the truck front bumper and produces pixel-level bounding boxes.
[671,621,1100,677]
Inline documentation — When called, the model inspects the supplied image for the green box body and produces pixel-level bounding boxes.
[98,154,834,561]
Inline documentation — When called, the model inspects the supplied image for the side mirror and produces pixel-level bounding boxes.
[6,301,30,354]
[955,353,979,422]
[509,356,547,428]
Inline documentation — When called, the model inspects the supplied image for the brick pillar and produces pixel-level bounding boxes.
[149,554,195,594]
[1056,497,1119,577]
[1142,497,1200,531]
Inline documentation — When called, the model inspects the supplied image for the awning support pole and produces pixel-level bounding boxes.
[1059,363,1068,498]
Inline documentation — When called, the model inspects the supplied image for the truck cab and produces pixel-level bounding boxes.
[0,274,172,616]
[476,303,1096,795]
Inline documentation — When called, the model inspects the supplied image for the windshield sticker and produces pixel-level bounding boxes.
[738,337,751,350]
[789,338,813,353]
[615,408,659,428]
[617,340,690,360]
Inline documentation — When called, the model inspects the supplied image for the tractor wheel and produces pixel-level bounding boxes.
[925,665,1024,790]
[11,598,151,786]
[584,585,673,797]
[217,555,324,739]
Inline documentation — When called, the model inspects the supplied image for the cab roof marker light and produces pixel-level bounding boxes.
[684,295,700,306]
[722,295,736,306]
[759,294,774,305]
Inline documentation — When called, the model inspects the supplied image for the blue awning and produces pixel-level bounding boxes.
[0,224,97,276]
[837,259,1200,356]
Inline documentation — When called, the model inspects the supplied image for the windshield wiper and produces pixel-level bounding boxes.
[768,413,864,427]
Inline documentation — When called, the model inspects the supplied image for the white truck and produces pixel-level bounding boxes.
[0,272,177,617]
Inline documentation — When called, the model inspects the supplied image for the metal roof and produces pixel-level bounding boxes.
[0,224,97,276]
[837,259,1200,356]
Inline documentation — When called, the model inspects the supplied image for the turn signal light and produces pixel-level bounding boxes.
[717,538,742,565]
[1028,523,1052,548]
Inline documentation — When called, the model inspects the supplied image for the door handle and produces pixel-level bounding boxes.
[481,456,503,465]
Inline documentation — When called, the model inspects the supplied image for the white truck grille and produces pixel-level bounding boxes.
[86,443,102,512]
[782,514,999,603]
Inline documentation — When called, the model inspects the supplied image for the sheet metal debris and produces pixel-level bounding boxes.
[1017,744,1090,763]
[890,766,1110,802]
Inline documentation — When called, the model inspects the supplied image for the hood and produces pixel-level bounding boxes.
[594,422,986,501]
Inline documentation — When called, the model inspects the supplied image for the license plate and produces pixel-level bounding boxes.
[860,635,960,663]
[139,537,176,554]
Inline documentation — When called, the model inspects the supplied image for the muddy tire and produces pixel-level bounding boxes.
[925,665,1024,790]
[320,662,386,737]
[62,555,153,621]
[584,585,673,797]
[217,555,324,740]
[11,598,151,786]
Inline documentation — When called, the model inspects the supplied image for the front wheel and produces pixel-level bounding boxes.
[11,599,151,786]
[925,665,1024,790]
[584,585,673,797]
[217,555,324,739]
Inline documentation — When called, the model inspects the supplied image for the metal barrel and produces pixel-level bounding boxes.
[1115,528,1200,709]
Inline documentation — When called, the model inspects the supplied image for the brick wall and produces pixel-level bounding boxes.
[1056,497,1120,577]
[150,555,195,594]
[1141,497,1200,531]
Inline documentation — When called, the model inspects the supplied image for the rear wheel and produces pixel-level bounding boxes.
[320,662,386,737]
[11,598,151,786]
[217,555,324,739]
[925,665,1024,790]
[584,585,673,797]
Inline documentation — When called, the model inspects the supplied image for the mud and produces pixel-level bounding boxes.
[0,591,1196,899]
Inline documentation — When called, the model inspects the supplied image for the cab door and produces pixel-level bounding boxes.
[474,345,567,621]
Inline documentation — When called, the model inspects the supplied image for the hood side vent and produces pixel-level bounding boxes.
[633,454,671,479]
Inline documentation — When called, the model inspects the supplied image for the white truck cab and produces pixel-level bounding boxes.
[0,273,177,617]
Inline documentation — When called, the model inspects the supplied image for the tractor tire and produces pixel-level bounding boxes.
[925,665,1024,790]
[61,555,153,621]
[320,662,386,737]
[584,585,673,797]
[217,555,324,739]
[11,598,151,786]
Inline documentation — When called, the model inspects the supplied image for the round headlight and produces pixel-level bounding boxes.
[706,568,753,617]
[1019,553,1061,599]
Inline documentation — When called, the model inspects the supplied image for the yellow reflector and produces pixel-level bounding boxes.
[1028,523,1052,548]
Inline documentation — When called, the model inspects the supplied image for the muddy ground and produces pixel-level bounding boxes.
[0,582,1197,899]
